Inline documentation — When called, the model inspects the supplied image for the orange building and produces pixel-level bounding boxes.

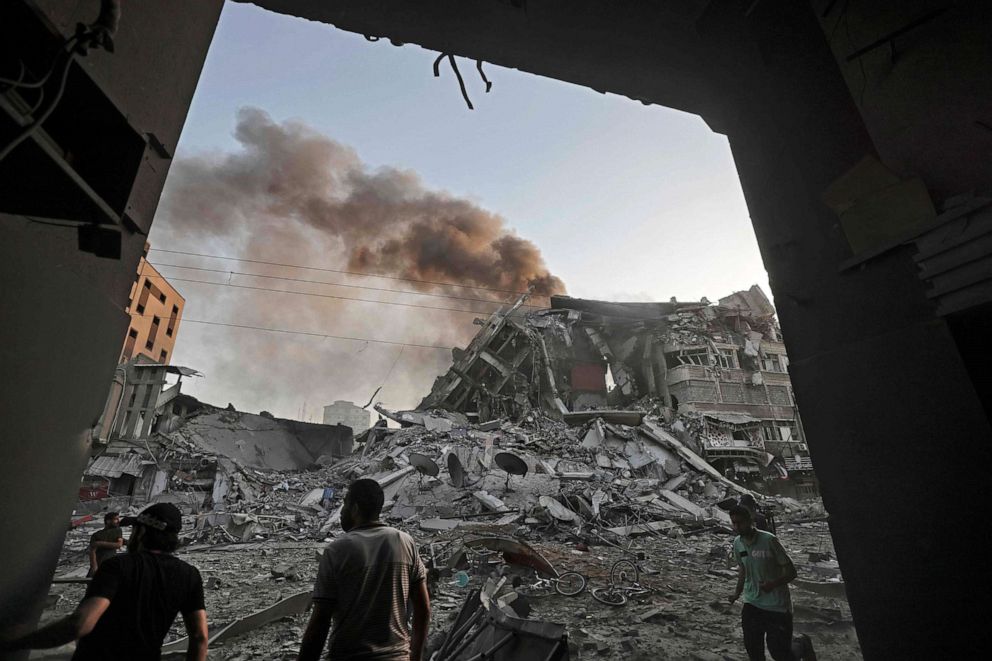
[121,245,184,365]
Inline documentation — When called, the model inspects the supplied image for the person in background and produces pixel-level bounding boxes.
[738,493,773,533]
[88,511,123,576]
[728,504,798,661]
[298,478,431,661]
[0,503,208,661]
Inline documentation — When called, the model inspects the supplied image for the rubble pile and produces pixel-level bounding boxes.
[47,288,857,658]
[52,406,854,659]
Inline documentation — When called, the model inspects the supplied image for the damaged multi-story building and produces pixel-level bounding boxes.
[81,357,354,515]
[420,286,815,497]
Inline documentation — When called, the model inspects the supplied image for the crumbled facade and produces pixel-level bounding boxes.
[81,364,354,514]
[420,286,816,497]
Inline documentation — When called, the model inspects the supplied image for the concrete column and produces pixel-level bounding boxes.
[698,2,992,658]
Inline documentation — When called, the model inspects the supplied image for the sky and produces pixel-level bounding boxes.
[149,1,770,420]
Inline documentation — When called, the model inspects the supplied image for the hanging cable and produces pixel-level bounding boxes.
[147,247,551,298]
[434,53,475,109]
[476,60,493,93]
[0,0,120,163]
[145,261,543,309]
[164,276,507,316]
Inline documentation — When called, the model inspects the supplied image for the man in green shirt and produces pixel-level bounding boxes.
[88,512,123,576]
[728,504,797,660]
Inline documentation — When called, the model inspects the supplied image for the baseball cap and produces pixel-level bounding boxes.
[120,503,183,533]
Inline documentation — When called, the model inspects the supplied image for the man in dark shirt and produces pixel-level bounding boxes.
[0,503,208,660]
[299,479,431,661]
[88,511,123,576]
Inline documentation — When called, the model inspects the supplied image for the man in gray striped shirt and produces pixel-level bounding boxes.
[299,479,431,660]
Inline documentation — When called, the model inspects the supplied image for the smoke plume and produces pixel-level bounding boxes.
[160,107,564,296]
[150,107,565,418]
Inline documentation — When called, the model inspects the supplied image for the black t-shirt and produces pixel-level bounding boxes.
[89,526,123,566]
[72,551,205,661]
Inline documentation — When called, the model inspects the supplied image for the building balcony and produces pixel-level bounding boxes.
[666,364,791,385]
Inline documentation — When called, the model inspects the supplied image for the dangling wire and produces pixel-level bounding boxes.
[433,53,476,110]
[476,60,493,93]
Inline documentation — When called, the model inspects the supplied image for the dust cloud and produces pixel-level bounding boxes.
[149,107,565,420]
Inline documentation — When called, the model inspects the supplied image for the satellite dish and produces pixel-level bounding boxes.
[409,453,440,477]
[447,453,465,488]
[494,452,528,491]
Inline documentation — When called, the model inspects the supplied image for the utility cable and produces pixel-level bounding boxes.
[165,276,508,316]
[144,262,543,309]
[178,318,454,351]
[147,247,551,298]
[0,0,120,162]
[0,48,74,163]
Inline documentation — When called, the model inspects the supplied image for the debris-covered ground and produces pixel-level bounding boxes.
[44,409,861,659]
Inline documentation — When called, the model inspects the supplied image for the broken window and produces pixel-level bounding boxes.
[762,424,782,441]
[761,353,783,372]
[678,348,710,366]
[715,348,738,369]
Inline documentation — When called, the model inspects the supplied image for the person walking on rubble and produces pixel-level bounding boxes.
[728,504,802,661]
[298,478,431,661]
[0,503,208,660]
[87,511,124,577]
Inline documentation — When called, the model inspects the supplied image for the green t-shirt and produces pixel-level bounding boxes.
[90,526,123,566]
[733,530,792,613]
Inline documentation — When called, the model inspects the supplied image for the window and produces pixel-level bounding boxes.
[122,328,138,360]
[762,424,782,441]
[680,349,710,366]
[146,315,161,350]
[166,304,179,337]
[715,348,737,369]
[159,349,168,363]
[159,293,167,304]
[761,353,783,372]
[143,280,152,290]
[135,303,145,314]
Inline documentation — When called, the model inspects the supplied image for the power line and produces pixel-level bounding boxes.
[165,277,508,316]
[147,247,553,298]
[178,318,454,350]
[144,262,543,309]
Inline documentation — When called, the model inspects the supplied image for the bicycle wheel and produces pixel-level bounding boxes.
[554,571,587,596]
[591,587,627,606]
[611,559,639,588]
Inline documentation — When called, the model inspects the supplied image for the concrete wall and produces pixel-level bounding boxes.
[0,0,222,648]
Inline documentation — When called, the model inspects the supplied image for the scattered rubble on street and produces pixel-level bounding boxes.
[44,290,861,659]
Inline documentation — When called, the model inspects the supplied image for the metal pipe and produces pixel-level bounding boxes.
[437,607,483,659]
[441,614,489,661]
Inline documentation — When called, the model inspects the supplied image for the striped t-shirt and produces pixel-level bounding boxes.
[313,523,426,660]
